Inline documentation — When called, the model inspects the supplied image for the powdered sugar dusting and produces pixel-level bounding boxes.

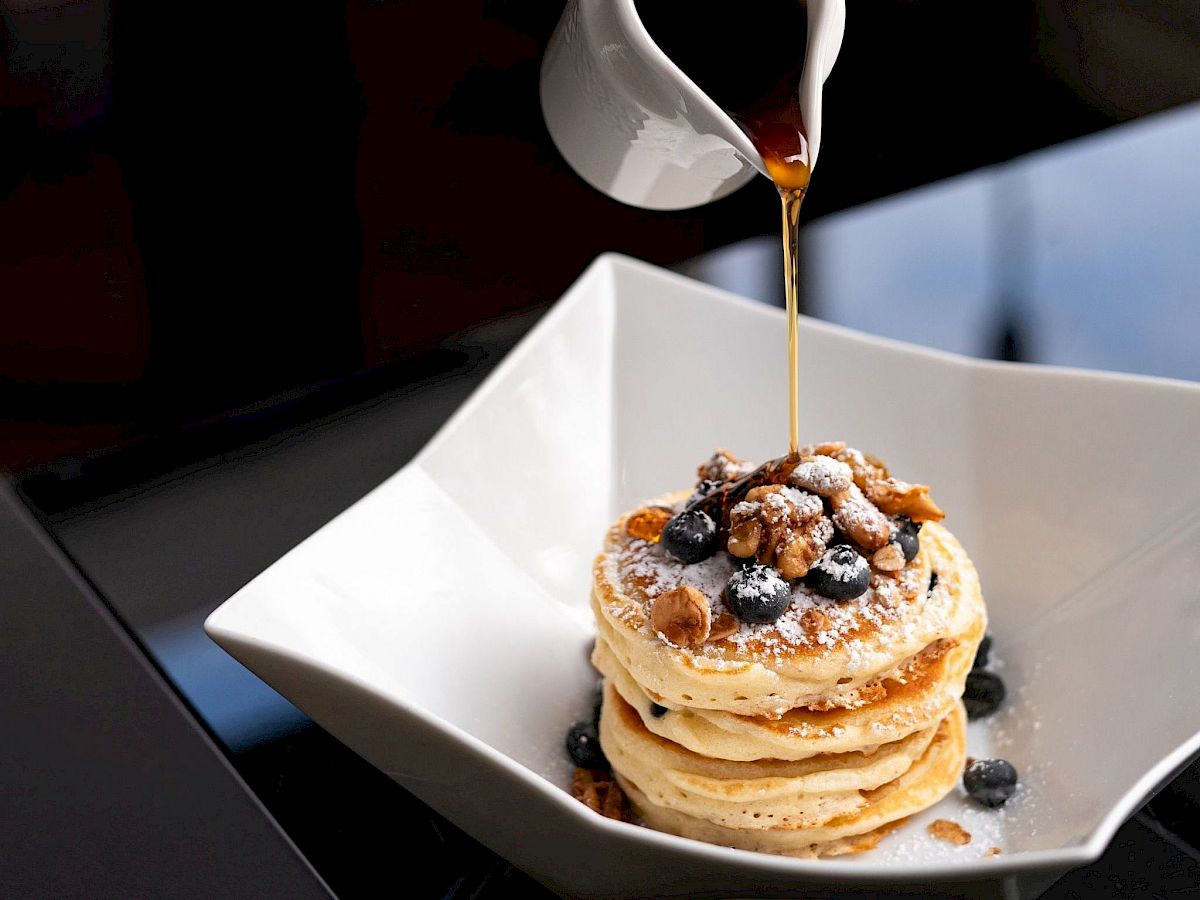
[611,532,933,672]
[617,537,737,603]
[815,546,870,583]
[832,483,892,542]
[789,455,853,495]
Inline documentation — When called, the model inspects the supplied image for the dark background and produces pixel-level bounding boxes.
[4,0,1198,478]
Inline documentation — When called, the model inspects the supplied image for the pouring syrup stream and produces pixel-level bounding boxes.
[740,104,812,457]
[634,0,816,457]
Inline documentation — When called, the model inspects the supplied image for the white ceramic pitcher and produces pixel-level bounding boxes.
[540,0,846,210]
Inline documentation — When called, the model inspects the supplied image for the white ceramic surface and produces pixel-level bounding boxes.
[207,254,1200,899]
[540,0,845,210]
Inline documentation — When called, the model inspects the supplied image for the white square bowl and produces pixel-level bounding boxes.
[206,254,1200,899]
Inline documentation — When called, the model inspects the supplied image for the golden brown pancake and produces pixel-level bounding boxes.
[587,448,986,857]
[617,705,966,858]
[594,512,983,718]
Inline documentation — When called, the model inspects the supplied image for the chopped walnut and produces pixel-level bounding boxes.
[830,484,891,551]
[833,446,888,491]
[798,441,846,458]
[697,449,754,484]
[572,768,628,821]
[928,819,971,846]
[826,446,944,523]
[776,517,835,580]
[706,613,739,642]
[799,607,830,635]
[984,847,1002,858]
[870,571,904,609]
[865,477,945,523]
[788,455,853,497]
[650,585,711,647]
[727,485,831,579]
[872,542,906,572]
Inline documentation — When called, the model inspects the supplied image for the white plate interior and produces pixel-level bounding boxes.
[207,254,1200,882]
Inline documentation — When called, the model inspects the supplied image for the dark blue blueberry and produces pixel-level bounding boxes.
[566,720,608,769]
[973,633,993,670]
[661,509,719,564]
[963,670,1006,719]
[688,479,723,506]
[893,516,920,563]
[963,758,1018,808]
[724,564,792,624]
[805,544,871,600]
[928,571,939,594]
[649,702,668,718]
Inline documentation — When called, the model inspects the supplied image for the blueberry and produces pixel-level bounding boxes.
[973,633,993,670]
[661,509,719,564]
[566,720,608,769]
[805,544,871,600]
[688,479,722,506]
[928,571,939,594]
[893,516,920,563]
[963,758,1018,808]
[724,564,792,624]
[963,670,1006,719]
[649,702,668,718]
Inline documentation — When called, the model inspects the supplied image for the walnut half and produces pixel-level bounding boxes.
[727,485,832,579]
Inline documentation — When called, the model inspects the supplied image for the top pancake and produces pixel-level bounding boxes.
[593,501,984,717]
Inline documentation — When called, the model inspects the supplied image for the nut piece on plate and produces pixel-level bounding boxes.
[830,484,892,551]
[572,768,628,821]
[727,485,831,579]
[928,818,972,846]
[651,585,711,647]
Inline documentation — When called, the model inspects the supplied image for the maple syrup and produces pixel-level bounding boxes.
[626,506,673,543]
[638,0,812,455]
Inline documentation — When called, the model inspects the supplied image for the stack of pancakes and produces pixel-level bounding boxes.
[590,471,985,857]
